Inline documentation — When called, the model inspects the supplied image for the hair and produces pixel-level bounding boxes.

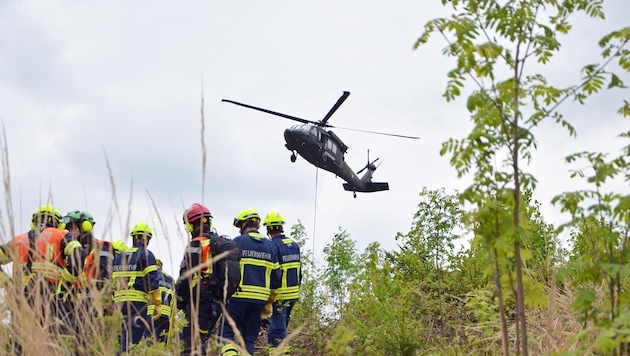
[191,221,212,236]
[266,225,284,234]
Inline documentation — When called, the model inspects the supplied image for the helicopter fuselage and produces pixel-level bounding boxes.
[284,124,386,192]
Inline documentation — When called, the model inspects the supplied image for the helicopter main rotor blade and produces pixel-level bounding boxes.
[329,125,420,140]
[320,91,350,127]
[222,99,317,125]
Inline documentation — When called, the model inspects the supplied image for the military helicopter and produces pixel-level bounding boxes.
[222,91,419,197]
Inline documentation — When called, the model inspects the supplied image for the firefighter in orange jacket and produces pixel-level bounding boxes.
[0,205,64,354]
[0,205,63,291]
[31,211,85,335]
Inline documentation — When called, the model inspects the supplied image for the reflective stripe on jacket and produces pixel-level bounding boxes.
[32,228,83,285]
[148,270,175,317]
[112,246,159,303]
[272,235,302,301]
[231,231,280,303]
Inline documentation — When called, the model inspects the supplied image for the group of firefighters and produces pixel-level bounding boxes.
[0,203,302,355]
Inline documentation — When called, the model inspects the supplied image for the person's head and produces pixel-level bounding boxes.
[263,210,285,237]
[233,208,261,234]
[112,239,128,255]
[155,258,163,270]
[183,203,213,237]
[31,205,62,232]
[62,210,95,245]
[130,222,153,247]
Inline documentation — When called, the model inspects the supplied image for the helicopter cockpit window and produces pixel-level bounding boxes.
[326,139,337,154]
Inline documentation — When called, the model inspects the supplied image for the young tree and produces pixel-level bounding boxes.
[323,228,359,313]
[415,1,627,354]
[393,187,464,334]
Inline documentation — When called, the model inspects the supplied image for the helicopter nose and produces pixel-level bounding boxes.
[284,128,296,141]
[284,128,303,150]
[284,129,294,146]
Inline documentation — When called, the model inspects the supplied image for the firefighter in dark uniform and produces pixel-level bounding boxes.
[262,211,302,355]
[219,208,281,356]
[148,258,175,343]
[112,222,160,354]
[176,203,220,356]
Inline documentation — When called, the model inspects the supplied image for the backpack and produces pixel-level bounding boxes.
[208,234,241,301]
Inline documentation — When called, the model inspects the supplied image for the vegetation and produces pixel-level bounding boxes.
[1,0,629,355]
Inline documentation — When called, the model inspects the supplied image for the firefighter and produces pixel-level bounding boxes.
[262,211,302,355]
[63,210,114,292]
[0,205,63,293]
[175,203,221,356]
[219,208,281,356]
[63,210,115,353]
[112,239,128,256]
[148,258,175,343]
[112,222,161,354]
[31,209,85,336]
[0,205,63,354]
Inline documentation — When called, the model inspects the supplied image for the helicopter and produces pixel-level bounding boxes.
[222,91,419,197]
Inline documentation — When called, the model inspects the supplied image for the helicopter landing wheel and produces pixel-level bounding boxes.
[290,152,297,162]
[353,191,357,198]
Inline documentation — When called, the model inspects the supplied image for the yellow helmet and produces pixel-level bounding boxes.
[130,222,153,239]
[31,204,62,229]
[233,208,260,227]
[263,211,285,227]
[112,239,128,253]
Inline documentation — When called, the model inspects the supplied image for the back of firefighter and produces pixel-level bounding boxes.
[0,231,30,288]
[31,211,85,336]
[63,210,115,353]
[112,222,161,354]
[0,205,62,292]
[262,211,302,355]
[1,205,64,355]
[148,258,175,343]
[219,208,281,356]
[62,210,115,293]
[176,203,221,356]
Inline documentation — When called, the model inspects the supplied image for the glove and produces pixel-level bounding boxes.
[57,290,69,304]
[268,292,277,304]
[150,290,162,320]
[152,304,162,320]
[261,301,273,320]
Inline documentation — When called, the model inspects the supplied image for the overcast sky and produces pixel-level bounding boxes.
[0,1,628,277]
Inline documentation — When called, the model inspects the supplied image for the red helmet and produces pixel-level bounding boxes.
[183,203,213,231]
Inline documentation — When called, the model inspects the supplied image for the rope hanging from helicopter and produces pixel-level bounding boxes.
[312,167,319,257]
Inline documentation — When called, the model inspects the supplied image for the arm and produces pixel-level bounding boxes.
[96,241,115,290]
[61,236,85,284]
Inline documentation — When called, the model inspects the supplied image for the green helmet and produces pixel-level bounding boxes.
[233,208,260,228]
[263,211,285,227]
[62,210,95,233]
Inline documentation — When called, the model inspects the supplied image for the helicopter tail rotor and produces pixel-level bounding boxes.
[357,149,380,175]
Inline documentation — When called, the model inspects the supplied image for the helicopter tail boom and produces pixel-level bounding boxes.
[342,182,389,193]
